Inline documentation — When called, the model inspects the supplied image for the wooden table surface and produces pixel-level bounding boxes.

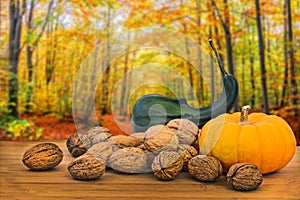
[0,141,299,200]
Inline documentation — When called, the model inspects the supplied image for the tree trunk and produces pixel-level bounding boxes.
[8,0,26,119]
[119,52,129,116]
[25,0,54,112]
[25,0,34,113]
[280,0,289,108]
[196,0,204,105]
[212,0,238,111]
[255,0,269,114]
[101,5,111,115]
[264,17,279,108]
[286,0,298,117]
[180,0,193,100]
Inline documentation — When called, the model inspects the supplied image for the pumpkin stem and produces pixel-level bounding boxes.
[240,105,251,125]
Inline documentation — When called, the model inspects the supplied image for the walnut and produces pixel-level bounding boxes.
[108,135,143,148]
[22,143,63,171]
[188,155,223,182]
[67,154,106,180]
[144,124,164,135]
[86,126,112,145]
[152,151,183,181]
[227,163,263,191]
[131,132,146,140]
[177,144,198,171]
[87,142,119,164]
[144,126,178,153]
[191,129,201,152]
[66,133,92,157]
[107,147,147,173]
[166,119,198,145]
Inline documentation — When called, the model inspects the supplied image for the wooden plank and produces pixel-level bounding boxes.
[0,141,299,199]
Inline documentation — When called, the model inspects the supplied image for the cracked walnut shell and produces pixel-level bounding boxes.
[188,155,223,182]
[227,163,263,191]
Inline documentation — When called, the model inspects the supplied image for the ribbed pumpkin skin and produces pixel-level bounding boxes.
[199,112,296,174]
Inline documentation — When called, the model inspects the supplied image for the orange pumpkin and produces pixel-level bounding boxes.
[199,105,296,174]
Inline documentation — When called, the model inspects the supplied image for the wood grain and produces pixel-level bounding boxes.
[0,141,299,200]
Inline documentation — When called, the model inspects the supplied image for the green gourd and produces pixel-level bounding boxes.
[131,40,239,132]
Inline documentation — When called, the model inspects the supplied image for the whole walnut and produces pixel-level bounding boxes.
[87,142,119,164]
[108,135,143,148]
[177,144,198,171]
[66,133,92,157]
[86,126,112,145]
[166,119,198,145]
[144,126,178,153]
[152,150,183,181]
[227,163,263,191]
[188,155,223,182]
[22,143,63,171]
[67,154,106,180]
[107,147,148,173]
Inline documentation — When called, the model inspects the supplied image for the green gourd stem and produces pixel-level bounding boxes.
[240,105,251,124]
[209,39,228,76]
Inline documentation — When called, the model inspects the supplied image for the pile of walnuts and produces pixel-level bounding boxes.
[21,118,263,191]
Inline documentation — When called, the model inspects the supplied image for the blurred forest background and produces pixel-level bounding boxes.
[0,0,299,144]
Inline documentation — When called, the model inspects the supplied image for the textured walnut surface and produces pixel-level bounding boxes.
[152,150,183,181]
[177,144,198,171]
[166,119,199,145]
[86,127,112,145]
[144,126,178,152]
[227,163,263,191]
[22,142,63,171]
[108,147,148,173]
[66,133,92,157]
[87,142,119,164]
[67,154,106,180]
[188,155,223,182]
[108,135,143,148]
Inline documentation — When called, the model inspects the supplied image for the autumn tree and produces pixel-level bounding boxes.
[8,0,26,118]
[25,0,55,112]
[255,0,269,114]
[285,0,298,117]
